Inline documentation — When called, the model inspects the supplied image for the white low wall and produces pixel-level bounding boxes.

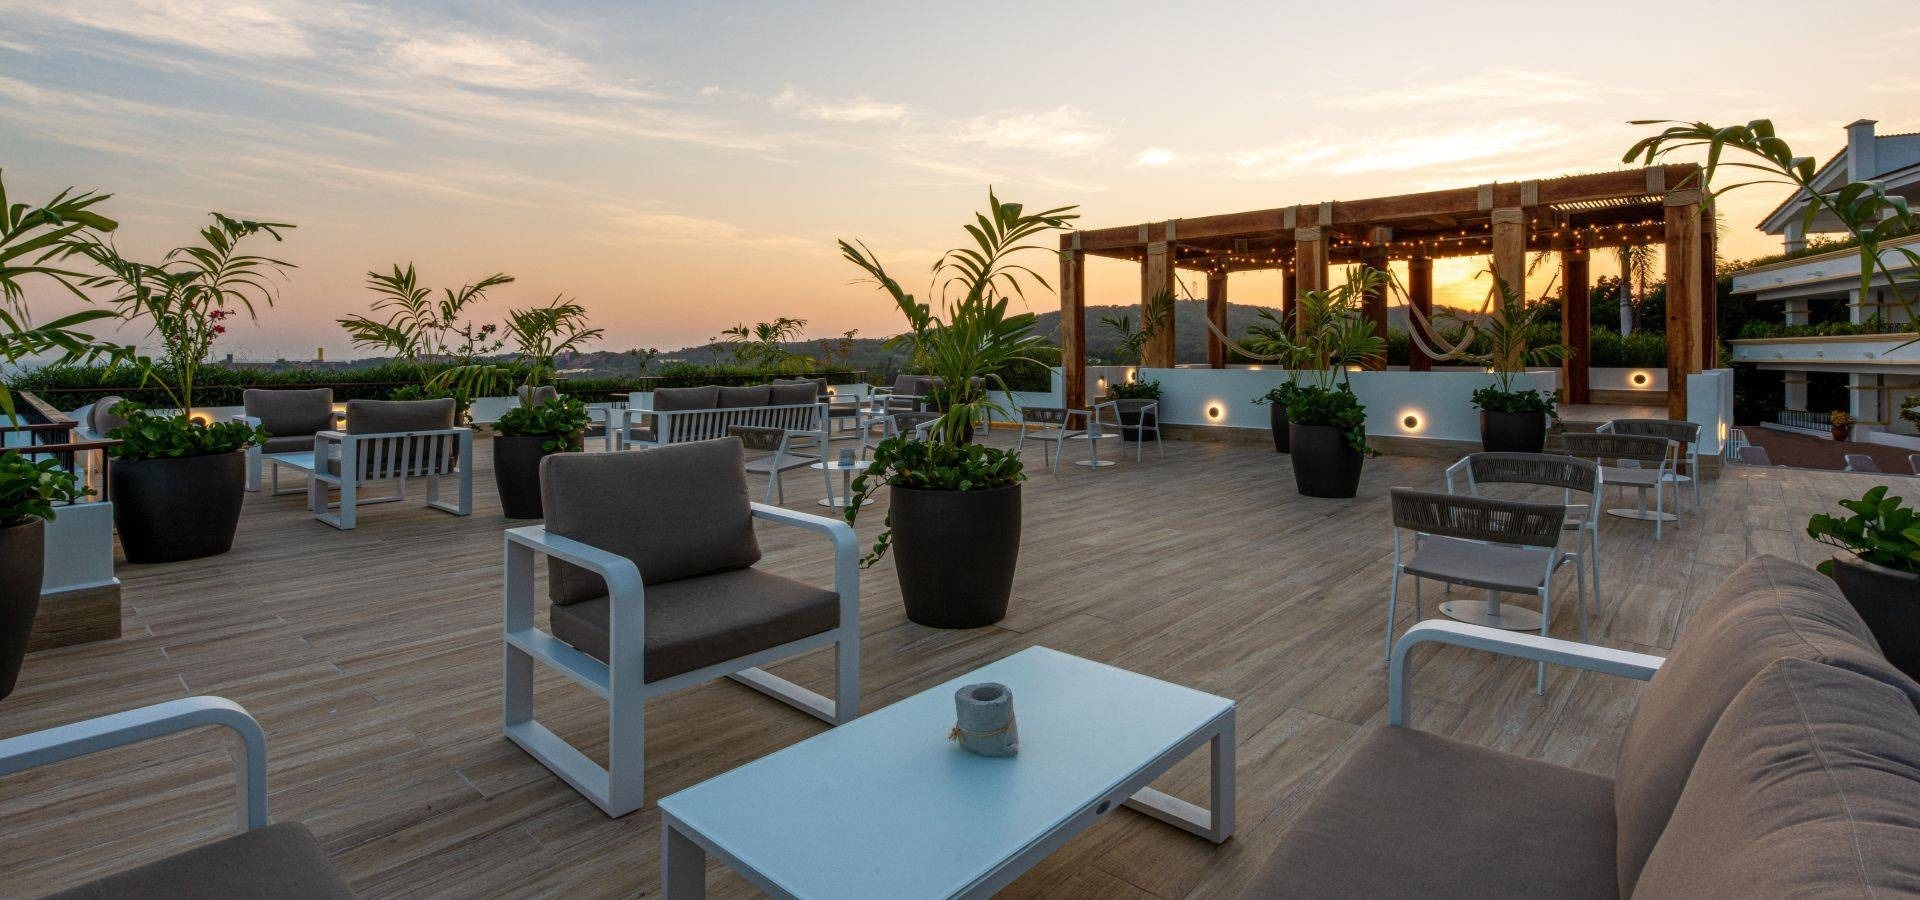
[43,501,117,595]
[1590,367,1667,394]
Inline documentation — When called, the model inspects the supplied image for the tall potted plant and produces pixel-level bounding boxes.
[1408,270,1569,452]
[1281,267,1386,498]
[838,189,1075,628]
[80,213,292,562]
[1809,486,1920,679]
[1245,307,1303,452]
[433,297,602,519]
[338,264,512,420]
[0,452,86,699]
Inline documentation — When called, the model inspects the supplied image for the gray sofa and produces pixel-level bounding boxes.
[1245,555,1920,898]
[617,382,822,448]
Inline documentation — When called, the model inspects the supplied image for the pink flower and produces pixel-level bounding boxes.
[213,325,226,335]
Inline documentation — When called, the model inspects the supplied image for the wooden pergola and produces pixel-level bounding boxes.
[1058,164,1717,419]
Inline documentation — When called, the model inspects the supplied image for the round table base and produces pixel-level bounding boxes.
[1607,508,1678,523]
[817,497,875,509]
[1075,459,1118,468]
[1439,599,1543,631]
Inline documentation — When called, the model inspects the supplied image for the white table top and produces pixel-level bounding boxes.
[810,458,870,472]
[658,646,1232,899]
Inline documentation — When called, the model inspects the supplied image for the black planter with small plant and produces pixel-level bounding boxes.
[1253,381,1304,453]
[1809,486,1920,680]
[1288,383,1374,498]
[1105,379,1162,441]
[492,397,592,519]
[0,453,86,699]
[839,189,1075,628]
[106,405,266,563]
[1473,384,1558,453]
[1255,267,1387,498]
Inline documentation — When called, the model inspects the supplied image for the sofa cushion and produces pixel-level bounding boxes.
[1244,725,1617,900]
[1614,555,1920,890]
[89,395,128,437]
[548,567,839,682]
[652,386,719,411]
[48,822,352,900]
[717,385,770,408]
[774,377,828,399]
[1630,658,1920,898]
[768,382,818,406]
[244,388,335,442]
[344,398,455,434]
[540,438,760,603]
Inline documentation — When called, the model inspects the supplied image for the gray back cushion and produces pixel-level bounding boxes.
[540,438,761,603]
[90,395,128,436]
[768,382,818,406]
[345,398,456,434]
[716,385,769,408]
[652,386,718,411]
[1630,657,1920,897]
[775,377,829,399]
[1614,555,1920,890]
[244,388,334,440]
[517,385,560,407]
[890,374,920,395]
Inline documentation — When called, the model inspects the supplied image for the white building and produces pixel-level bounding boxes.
[1729,120,1919,444]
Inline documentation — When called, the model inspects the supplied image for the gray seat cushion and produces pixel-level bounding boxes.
[1613,555,1920,890]
[1403,536,1556,592]
[244,388,334,445]
[344,398,455,434]
[1244,725,1617,900]
[48,822,352,899]
[717,385,770,408]
[1631,658,1920,897]
[540,438,761,602]
[548,567,839,682]
[768,382,819,406]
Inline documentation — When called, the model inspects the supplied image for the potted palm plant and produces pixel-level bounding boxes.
[1281,267,1386,498]
[1407,269,1568,453]
[79,213,291,562]
[1245,308,1303,452]
[839,189,1075,628]
[338,264,512,420]
[0,453,85,699]
[431,297,602,519]
[1809,486,1920,679]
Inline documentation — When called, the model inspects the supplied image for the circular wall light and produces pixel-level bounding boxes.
[1403,414,1420,429]
[1207,406,1222,420]
[1631,371,1650,386]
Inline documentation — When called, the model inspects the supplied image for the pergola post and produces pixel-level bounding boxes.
[1490,208,1527,297]
[1281,265,1299,334]
[1142,240,1176,369]
[1699,201,1719,370]
[1562,247,1591,404]
[1663,190,1706,419]
[1060,239,1087,416]
[1206,270,1229,368]
[1407,256,1433,372]
[1360,232,1390,370]
[1293,227,1327,337]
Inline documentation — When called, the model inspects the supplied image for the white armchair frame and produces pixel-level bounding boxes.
[0,696,269,831]
[1014,406,1086,475]
[502,503,861,817]
[616,400,825,451]
[264,427,473,530]
[1388,620,1663,726]
[233,411,346,494]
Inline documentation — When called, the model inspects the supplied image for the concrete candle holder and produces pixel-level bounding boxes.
[951,682,1018,757]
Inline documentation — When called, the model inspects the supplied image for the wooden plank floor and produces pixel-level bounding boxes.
[0,432,1889,898]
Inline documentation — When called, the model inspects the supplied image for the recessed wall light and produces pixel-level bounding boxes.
[1207,406,1222,420]
[1631,372,1650,386]
[1403,414,1420,429]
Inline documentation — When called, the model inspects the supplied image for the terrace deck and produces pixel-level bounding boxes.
[0,434,1885,898]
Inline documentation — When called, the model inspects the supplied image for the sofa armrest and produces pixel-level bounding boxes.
[751,503,861,622]
[0,696,268,830]
[1388,620,1664,727]
[504,525,644,599]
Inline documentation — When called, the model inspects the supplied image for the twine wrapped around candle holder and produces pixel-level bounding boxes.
[950,682,1018,757]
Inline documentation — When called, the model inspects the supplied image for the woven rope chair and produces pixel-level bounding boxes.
[1602,418,1701,511]
[1444,452,1605,616]
[1561,431,1680,540]
[727,425,815,505]
[1014,406,1084,475]
[1387,488,1583,695]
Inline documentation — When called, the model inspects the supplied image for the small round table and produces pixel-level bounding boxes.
[812,458,873,508]
[1066,432,1120,468]
[1439,592,1544,631]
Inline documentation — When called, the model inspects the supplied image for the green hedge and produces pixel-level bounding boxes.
[1735,317,1911,340]
[1385,326,1666,368]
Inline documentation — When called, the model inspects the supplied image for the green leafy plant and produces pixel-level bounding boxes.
[839,187,1075,444]
[1471,384,1556,417]
[1809,486,1920,577]
[1289,383,1374,456]
[79,212,295,413]
[1261,266,1388,456]
[719,317,809,370]
[1901,394,1919,427]
[495,397,592,452]
[1098,289,1173,367]
[429,296,603,405]
[106,402,266,461]
[0,451,85,525]
[1106,378,1161,400]
[842,438,1025,567]
[1253,381,1305,409]
[1409,268,1568,419]
[0,171,135,421]
[338,265,510,364]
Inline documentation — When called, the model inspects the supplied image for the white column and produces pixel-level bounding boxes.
[1784,371,1808,411]
[1848,289,1868,324]
[1784,297,1810,326]
[1783,220,1806,253]
[1851,373,1882,429]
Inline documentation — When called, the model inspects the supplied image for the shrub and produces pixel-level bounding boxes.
[0,452,85,524]
[106,403,266,460]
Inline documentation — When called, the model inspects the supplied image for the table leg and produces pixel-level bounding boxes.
[1124,709,1235,843]
[662,820,706,899]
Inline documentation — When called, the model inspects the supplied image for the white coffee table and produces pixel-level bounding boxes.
[811,458,872,508]
[659,646,1235,899]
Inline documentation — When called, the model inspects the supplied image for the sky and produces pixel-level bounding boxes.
[3,1,1917,362]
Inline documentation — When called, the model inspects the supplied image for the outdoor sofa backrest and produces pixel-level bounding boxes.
[625,383,824,446]
[329,398,463,480]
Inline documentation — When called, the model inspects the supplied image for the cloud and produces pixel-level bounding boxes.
[951,106,1111,157]
[17,0,377,59]
[1132,147,1180,168]
[771,86,910,123]
[1225,119,1574,180]
[1324,69,1648,112]
[388,33,647,98]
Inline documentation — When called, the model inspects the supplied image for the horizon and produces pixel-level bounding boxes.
[3,1,1916,361]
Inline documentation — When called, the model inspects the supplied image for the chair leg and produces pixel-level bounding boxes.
[1412,576,1424,621]
[337,477,357,530]
[1654,484,1664,541]
[1588,526,1603,615]
[1572,554,1589,643]
[1384,568,1400,661]
[245,447,262,492]
[834,628,861,724]
[1535,584,1550,695]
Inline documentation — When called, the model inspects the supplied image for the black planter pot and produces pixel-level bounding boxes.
[493,433,580,520]
[111,452,247,564]
[1289,423,1364,499]
[1269,404,1291,453]
[889,483,1021,628]
[1480,410,1548,453]
[1117,406,1151,442]
[1828,553,1920,681]
[0,518,45,700]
